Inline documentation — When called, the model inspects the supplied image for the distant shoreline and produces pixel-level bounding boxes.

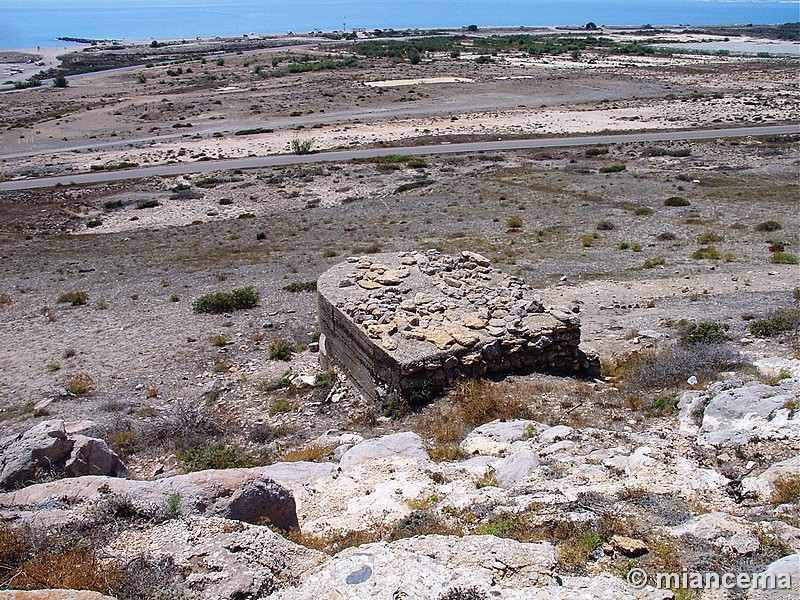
[2,19,798,53]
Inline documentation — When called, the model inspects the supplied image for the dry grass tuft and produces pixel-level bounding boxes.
[771,475,800,506]
[282,444,335,462]
[417,379,530,444]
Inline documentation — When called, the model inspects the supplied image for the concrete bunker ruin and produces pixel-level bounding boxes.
[317,250,599,406]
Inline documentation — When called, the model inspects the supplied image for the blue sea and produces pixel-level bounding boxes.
[0,0,797,50]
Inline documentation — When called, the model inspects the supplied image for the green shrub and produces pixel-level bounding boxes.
[192,287,259,314]
[86,218,103,228]
[291,138,315,155]
[507,216,523,229]
[749,308,800,337]
[599,163,626,173]
[772,252,798,264]
[283,281,317,292]
[697,231,724,244]
[135,199,160,209]
[585,146,609,157]
[178,443,258,471]
[269,339,295,361]
[664,196,690,207]
[218,198,233,205]
[682,322,729,345]
[58,291,88,306]
[269,400,297,415]
[597,220,615,231]
[394,180,434,194]
[692,245,722,260]
[52,75,68,88]
[634,207,653,216]
[756,220,783,232]
[235,127,274,135]
[643,256,666,268]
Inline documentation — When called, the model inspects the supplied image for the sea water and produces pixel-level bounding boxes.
[0,0,797,50]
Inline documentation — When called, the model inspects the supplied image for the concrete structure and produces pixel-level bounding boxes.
[317,250,599,407]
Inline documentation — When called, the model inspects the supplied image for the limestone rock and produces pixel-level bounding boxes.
[747,553,800,600]
[425,328,455,350]
[610,534,649,557]
[539,425,574,444]
[339,432,430,468]
[698,379,800,446]
[270,534,557,599]
[668,512,760,555]
[494,448,540,487]
[460,419,541,456]
[742,455,800,501]
[105,516,325,600]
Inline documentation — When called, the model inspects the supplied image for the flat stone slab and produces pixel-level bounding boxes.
[317,250,597,404]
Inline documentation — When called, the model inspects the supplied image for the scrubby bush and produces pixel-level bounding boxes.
[664,196,690,207]
[697,231,724,244]
[192,287,259,313]
[269,338,296,361]
[64,372,95,395]
[585,146,609,157]
[749,308,800,337]
[58,291,88,306]
[599,163,626,173]
[692,245,722,260]
[614,343,745,391]
[756,220,783,232]
[291,138,315,155]
[772,252,798,264]
[643,256,666,268]
[597,220,615,231]
[283,281,317,292]
[682,322,729,345]
[135,199,160,209]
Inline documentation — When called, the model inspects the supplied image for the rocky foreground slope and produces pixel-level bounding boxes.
[0,357,798,599]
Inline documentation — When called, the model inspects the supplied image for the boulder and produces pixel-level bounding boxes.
[610,534,649,557]
[742,455,800,501]
[494,448,540,487]
[747,553,800,600]
[0,420,128,490]
[0,420,75,490]
[64,436,128,478]
[223,478,298,531]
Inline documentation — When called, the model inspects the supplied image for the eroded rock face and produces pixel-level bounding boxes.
[0,464,314,532]
[105,516,325,599]
[0,420,127,490]
[317,250,599,405]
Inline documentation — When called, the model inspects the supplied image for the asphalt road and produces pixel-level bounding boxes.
[0,124,797,191]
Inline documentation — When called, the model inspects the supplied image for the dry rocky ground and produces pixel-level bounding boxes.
[0,33,798,600]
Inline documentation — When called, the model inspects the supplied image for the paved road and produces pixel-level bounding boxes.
[0,124,797,191]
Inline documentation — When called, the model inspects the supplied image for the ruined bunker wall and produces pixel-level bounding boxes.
[318,251,599,405]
